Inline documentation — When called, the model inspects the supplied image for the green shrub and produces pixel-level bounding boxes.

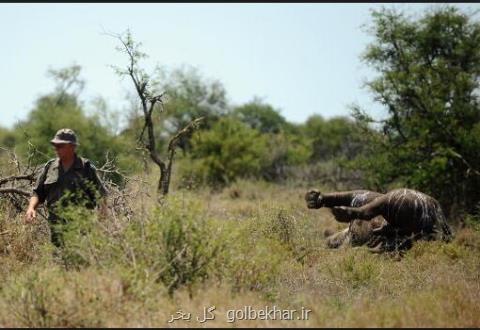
[150,198,227,296]
[182,117,269,187]
[51,196,229,297]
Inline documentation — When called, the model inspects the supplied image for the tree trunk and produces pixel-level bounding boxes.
[158,163,170,195]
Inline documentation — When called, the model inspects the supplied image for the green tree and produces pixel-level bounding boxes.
[159,65,228,152]
[232,98,289,134]
[354,6,480,216]
[231,99,309,181]
[14,65,123,167]
[183,117,268,187]
[303,114,365,162]
[260,131,311,182]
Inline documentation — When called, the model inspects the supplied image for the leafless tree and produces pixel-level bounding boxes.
[107,29,203,196]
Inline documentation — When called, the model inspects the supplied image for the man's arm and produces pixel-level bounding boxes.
[25,195,40,223]
[25,162,50,223]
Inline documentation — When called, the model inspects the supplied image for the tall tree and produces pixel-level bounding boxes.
[186,116,268,187]
[159,65,228,153]
[354,6,480,215]
[303,114,365,162]
[232,98,288,134]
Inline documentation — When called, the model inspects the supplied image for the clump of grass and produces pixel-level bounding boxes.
[454,227,480,251]
[151,198,227,296]
[0,205,51,266]
[2,267,105,327]
[324,250,381,290]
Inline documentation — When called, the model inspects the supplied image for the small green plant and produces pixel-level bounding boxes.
[151,197,227,296]
[328,252,380,289]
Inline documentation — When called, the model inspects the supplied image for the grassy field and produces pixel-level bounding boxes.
[0,176,479,327]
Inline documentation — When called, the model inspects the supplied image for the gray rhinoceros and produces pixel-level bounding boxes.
[305,188,452,252]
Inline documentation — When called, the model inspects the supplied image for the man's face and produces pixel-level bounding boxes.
[52,143,75,158]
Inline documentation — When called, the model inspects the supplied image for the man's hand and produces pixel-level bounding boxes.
[25,207,37,223]
[305,190,324,209]
[25,195,40,224]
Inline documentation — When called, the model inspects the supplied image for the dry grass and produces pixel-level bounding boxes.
[0,176,479,327]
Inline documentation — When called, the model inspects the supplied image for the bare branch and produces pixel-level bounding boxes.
[0,147,21,174]
[167,117,205,152]
[0,188,31,197]
[445,149,480,177]
[0,174,36,187]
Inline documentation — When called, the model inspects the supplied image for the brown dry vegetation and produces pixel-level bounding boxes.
[0,172,479,328]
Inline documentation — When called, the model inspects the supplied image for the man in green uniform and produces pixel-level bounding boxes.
[25,128,108,247]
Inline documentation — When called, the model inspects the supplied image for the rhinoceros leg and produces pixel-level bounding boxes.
[331,195,388,223]
[320,190,382,208]
[325,227,350,248]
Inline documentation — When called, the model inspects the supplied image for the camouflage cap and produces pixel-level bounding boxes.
[50,128,79,145]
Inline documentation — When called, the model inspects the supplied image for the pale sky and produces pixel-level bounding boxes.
[1,3,478,129]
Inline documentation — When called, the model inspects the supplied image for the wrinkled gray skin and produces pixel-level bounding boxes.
[305,189,453,252]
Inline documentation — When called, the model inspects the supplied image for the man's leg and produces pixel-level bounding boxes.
[50,225,65,248]
[48,213,65,249]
